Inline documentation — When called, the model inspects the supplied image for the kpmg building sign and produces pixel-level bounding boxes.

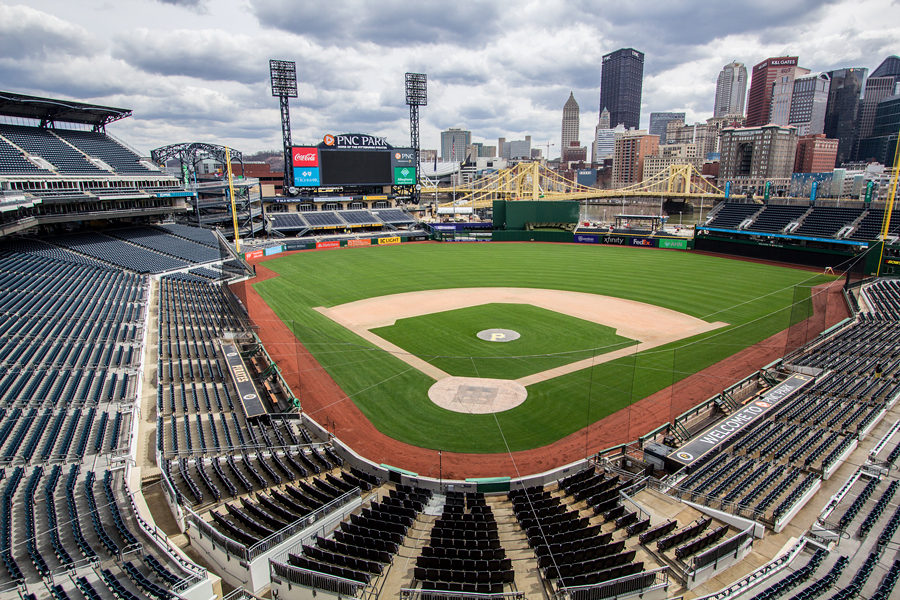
[322,133,389,150]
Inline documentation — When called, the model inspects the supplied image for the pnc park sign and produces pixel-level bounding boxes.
[322,133,389,150]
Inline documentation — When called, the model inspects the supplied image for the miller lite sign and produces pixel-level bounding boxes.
[292,147,319,167]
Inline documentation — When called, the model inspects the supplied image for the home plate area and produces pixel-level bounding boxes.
[428,377,528,414]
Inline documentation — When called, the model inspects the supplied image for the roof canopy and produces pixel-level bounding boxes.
[0,91,132,127]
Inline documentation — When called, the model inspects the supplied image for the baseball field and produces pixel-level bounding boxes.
[250,242,833,454]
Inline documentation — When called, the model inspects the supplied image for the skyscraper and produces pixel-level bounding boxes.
[561,92,580,152]
[857,57,900,157]
[599,48,644,130]
[823,67,867,166]
[440,127,471,162]
[746,56,799,127]
[714,61,748,117]
[649,112,685,144]
[770,64,811,126]
[788,73,830,136]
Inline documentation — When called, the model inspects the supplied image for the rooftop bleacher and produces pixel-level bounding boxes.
[793,207,863,238]
[0,124,107,175]
[270,213,307,230]
[337,210,381,226]
[304,211,345,229]
[53,128,152,174]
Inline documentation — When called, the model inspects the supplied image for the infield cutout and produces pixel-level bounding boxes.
[428,377,528,414]
[476,328,520,342]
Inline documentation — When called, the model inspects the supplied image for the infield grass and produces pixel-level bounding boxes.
[253,242,833,453]
[371,303,634,380]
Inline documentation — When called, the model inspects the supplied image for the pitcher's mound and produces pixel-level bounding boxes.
[428,377,528,414]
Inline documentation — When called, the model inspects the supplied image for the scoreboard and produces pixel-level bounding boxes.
[292,133,416,188]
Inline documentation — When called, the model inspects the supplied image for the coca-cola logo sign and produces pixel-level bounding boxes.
[292,147,319,167]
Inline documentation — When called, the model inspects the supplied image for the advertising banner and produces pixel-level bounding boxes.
[377,237,401,245]
[598,235,627,246]
[315,240,340,250]
[669,373,812,469]
[292,147,319,167]
[658,238,688,250]
[347,239,371,247]
[574,234,599,244]
[245,249,264,260]
[629,237,657,248]
[293,167,321,187]
[393,166,416,185]
[264,245,283,256]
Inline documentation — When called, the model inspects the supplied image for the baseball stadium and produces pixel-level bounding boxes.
[0,85,899,600]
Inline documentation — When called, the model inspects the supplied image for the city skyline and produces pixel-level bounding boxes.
[1,0,899,159]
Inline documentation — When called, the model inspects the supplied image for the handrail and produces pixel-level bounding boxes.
[400,589,524,600]
[554,567,669,600]
[270,560,366,597]
[693,538,807,600]
[688,526,753,573]
[186,487,362,562]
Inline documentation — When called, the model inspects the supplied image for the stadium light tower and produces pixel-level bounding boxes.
[405,73,427,205]
[270,60,298,194]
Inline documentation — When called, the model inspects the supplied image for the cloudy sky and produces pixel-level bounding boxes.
[1,0,898,159]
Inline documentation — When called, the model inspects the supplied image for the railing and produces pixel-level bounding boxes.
[247,487,361,560]
[400,589,524,600]
[271,560,366,597]
[618,476,651,523]
[558,567,669,600]
[689,527,753,573]
[123,479,207,586]
[185,504,251,562]
[222,587,266,600]
[693,538,807,600]
[187,487,362,562]
[646,477,766,522]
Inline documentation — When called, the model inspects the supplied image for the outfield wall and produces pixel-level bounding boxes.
[693,234,863,271]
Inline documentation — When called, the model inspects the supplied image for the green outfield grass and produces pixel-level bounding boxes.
[253,243,832,453]
[371,303,634,380]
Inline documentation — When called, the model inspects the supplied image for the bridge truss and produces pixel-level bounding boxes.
[423,162,726,209]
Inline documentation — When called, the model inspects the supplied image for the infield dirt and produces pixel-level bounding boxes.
[232,246,848,479]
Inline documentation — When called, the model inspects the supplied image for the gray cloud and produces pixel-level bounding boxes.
[0,5,97,60]
[155,0,208,13]
[112,29,266,84]
[248,0,503,48]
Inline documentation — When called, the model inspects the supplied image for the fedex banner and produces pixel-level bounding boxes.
[629,237,657,248]
[574,234,599,244]
[316,240,340,250]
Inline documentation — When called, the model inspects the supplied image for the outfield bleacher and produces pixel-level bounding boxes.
[704,202,762,229]
[743,205,810,233]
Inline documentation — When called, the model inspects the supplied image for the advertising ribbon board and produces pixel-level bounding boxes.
[629,237,657,248]
[377,237,401,245]
[245,249,264,260]
[669,373,813,471]
[393,167,416,185]
[315,240,341,250]
[574,234,599,244]
[599,235,627,246]
[347,239,371,247]
[658,238,688,250]
[263,245,283,256]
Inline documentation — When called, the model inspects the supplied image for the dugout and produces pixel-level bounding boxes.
[492,200,579,242]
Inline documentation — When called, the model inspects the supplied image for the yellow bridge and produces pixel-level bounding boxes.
[421,163,727,209]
